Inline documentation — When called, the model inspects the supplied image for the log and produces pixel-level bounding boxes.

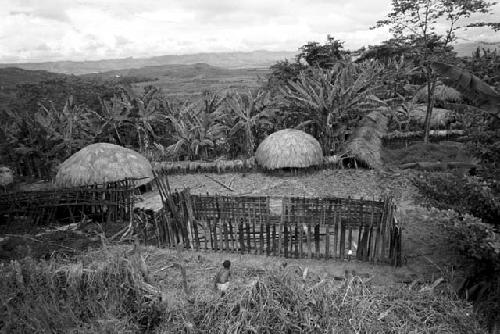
[399,161,477,170]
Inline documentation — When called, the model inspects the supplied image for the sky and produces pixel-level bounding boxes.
[1,0,499,63]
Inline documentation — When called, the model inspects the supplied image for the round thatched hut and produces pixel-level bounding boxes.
[255,129,323,170]
[55,143,153,188]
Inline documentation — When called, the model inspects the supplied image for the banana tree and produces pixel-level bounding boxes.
[165,98,227,160]
[279,61,386,153]
[225,89,275,157]
[431,61,500,171]
[99,93,134,145]
[120,84,168,151]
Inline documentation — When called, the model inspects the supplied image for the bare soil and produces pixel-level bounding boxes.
[136,168,461,285]
[3,147,467,287]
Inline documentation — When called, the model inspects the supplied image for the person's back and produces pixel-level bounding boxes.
[214,260,231,294]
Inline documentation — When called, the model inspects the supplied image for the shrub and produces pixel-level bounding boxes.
[412,172,500,226]
[420,208,500,331]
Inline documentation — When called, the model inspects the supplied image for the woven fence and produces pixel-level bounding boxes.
[0,179,139,226]
[140,172,402,266]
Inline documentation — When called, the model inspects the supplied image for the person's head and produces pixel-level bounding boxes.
[223,260,231,269]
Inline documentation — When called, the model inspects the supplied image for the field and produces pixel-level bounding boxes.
[79,63,269,99]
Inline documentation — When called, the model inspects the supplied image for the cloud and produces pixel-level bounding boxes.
[6,0,71,22]
[0,0,499,62]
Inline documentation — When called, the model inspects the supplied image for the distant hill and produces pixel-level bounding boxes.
[0,67,68,90]
[453,41,500,57]
[0,50,296,75]
[80,62,237,81]
[0,63,269,103]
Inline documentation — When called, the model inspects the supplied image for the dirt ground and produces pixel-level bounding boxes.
[2,160,465,287]
[135,168,461,286]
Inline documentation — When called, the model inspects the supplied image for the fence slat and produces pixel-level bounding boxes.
[252,207,257,254]
[325,203,330,260]
[340,208,345,260]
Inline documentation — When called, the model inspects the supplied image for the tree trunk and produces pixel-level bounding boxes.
[423,74,437,143]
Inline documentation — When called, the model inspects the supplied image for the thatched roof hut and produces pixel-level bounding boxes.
[255,129,323,170]
[408,104,454,128]
[344,109,388,169]
[415,84,462,104]
[55,143,153,187]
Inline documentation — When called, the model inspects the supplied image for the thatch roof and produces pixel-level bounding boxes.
[408,104,454,127]
[55,143,153,187]
[344,109,388,169]
[415,84,462,103]
[255,129,323,170]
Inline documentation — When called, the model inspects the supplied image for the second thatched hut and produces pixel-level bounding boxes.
[255,129,323,170]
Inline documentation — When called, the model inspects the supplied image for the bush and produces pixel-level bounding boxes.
[412,172,500,226]
[420,208,500,331]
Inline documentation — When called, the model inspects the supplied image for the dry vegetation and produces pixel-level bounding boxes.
[0,245,486,333]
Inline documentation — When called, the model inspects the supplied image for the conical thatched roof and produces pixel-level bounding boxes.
[344,109,388,169]
[255,129,323,170]
[55,143,153,187]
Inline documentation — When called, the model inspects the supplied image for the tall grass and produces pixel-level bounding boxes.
[0,248,162,333]
[162,266,483,334]
[0,246,487,334]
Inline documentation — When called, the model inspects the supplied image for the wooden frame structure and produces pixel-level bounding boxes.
[144,170,402,266]
[0,179,139,226]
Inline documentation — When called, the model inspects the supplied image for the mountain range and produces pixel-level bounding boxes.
[0,41,498,77]
[0,50,296,75]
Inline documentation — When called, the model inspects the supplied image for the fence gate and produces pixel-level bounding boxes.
[150,172,402,266]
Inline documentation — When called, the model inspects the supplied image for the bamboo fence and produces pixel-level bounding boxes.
[383,130,465,148]
[146,170,402,266]
[0,179,139,226]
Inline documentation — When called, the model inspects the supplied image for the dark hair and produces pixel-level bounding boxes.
[223,260,231,269]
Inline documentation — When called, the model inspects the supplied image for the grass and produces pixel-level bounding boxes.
[382,141,474,165]
[0,244,487,333]
[0,245,162,333]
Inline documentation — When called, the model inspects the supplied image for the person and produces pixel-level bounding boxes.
[214,260,231,295]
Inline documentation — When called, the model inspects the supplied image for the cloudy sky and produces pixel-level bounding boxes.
[1,0,499,63]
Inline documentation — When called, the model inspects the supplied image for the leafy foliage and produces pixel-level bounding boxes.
[373,0,497,142]
[423,207,500,331]
[297,35,348,68]
[225,89,275,157]
[278,61,386,153]
[413,172,500,226]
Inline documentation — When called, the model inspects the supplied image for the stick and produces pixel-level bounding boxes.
[204,174,234,191]
[4,234,78,252]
